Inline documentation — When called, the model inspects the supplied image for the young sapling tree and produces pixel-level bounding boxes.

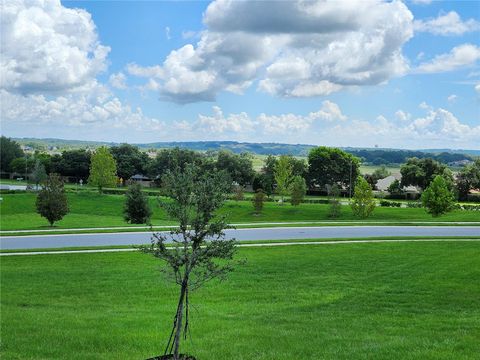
[141,164,240,360]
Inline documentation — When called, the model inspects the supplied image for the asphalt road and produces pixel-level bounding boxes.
[1,226,479,250]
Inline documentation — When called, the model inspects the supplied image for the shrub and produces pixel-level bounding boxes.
[379,200,402,207]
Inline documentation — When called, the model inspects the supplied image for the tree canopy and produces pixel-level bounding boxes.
[421,175,455,217]
[147,147,207,180]
[400,157,447,190]
[36,173,69,226]
[0,136,24,173]
[456,160,480,200]
[111,144,150,180]
[51,149,91,180]
[88,146,117,192]
[215,150,255,186]
[308,146,360,191]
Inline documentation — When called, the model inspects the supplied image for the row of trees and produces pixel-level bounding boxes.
[3,136,479,202]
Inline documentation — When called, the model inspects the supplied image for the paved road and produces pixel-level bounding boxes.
[1,226,479,250]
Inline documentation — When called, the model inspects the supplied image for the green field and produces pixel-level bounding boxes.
[1,242,479,359]
[1,192,479,231]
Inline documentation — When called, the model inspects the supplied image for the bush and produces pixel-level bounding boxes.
[379,200,402,207]
[406,202,423,208]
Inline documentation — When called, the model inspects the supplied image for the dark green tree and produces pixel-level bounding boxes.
[308,146,360,192]
[9,157,35,175]
[290,175,306,206]
[215,150,255,186]
[400,157,447,190]
[50,149,91,180]
[422,175,455,217]
[456,160,480,200]
[35,173,69,226]
[147,147,207,181]
[140,165,240,359]
[0,136,24,172]
[252,173,274,197]
[111,144,150,181]
[350,176,376,218]
[124,183,152,224]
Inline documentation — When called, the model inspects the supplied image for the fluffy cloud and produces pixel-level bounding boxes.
[170,102,479,148]
[109,72,127,89]
[0,82,163,132]
[395,110,411,122]
[407,107,480,140]
[0,1,163,139]
[414,11,480,36]
[416,44,480,73]
[180,100,347,137]
[1,0,110,94]
[128,0,414,103]
[196,106,255,133]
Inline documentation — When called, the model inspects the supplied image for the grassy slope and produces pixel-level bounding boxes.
[1,192,479,231]
[1,242,479,359]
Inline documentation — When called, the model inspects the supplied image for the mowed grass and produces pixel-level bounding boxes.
[1,192,479,231]
[1,242,479,359]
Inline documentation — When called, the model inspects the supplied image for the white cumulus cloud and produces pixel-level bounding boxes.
[128,0,414,103]
[109,72,127,89]
[414,11,480,36]
[416,44,480,73]
[1,0,110,94]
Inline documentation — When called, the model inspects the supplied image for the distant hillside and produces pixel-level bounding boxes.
[12,137,477,164]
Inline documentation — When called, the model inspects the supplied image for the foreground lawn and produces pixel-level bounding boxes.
[1,192,479,231]
[1,242,479,359]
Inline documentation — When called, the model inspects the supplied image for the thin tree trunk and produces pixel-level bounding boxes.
[173,279,188,359]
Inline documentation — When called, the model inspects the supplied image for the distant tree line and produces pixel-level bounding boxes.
[346,149,471,166]
[2,136,479,202]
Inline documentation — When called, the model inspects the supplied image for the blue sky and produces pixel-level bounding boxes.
[1,0,479,149]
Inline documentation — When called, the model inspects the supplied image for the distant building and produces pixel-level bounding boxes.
[376,174,420,194]
[129,174,153,187]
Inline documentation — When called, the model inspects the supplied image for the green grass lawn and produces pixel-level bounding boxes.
[1,242,479,359]
[1,192,479,231]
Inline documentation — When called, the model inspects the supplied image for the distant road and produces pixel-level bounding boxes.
[1,226,479,250]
